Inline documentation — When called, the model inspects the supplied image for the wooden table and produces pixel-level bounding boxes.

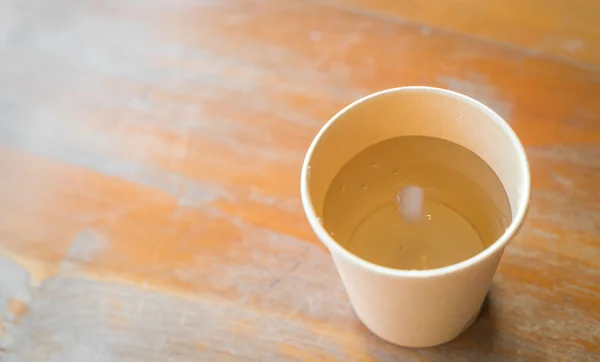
[0,0,598,360]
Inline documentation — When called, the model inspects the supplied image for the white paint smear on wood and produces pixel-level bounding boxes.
[437,73,514,121]
[0,258,32,351]
[65,229,110,264]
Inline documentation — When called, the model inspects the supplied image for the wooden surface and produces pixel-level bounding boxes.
[0,0,599,361]
[320,0,600,67]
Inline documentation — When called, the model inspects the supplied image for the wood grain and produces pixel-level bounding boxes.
[0,0,599,361]
[320,0,600,67]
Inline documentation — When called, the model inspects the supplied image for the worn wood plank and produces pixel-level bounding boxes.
[0,0,599,360]
[318,0,600,67]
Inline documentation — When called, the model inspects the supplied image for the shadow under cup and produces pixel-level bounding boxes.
[301,87,530,347]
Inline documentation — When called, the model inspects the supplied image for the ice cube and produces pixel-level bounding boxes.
[397,185,424,222]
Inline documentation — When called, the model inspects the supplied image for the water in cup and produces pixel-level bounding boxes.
[322,135,511,270]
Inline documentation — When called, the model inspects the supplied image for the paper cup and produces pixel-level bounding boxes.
[300,86,530,347]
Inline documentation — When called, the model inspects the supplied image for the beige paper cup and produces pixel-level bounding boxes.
[300,86,530,347]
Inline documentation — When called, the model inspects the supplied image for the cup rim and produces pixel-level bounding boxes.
[300,86,531,278]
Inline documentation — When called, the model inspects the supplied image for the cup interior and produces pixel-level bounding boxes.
[302,87,530,270]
